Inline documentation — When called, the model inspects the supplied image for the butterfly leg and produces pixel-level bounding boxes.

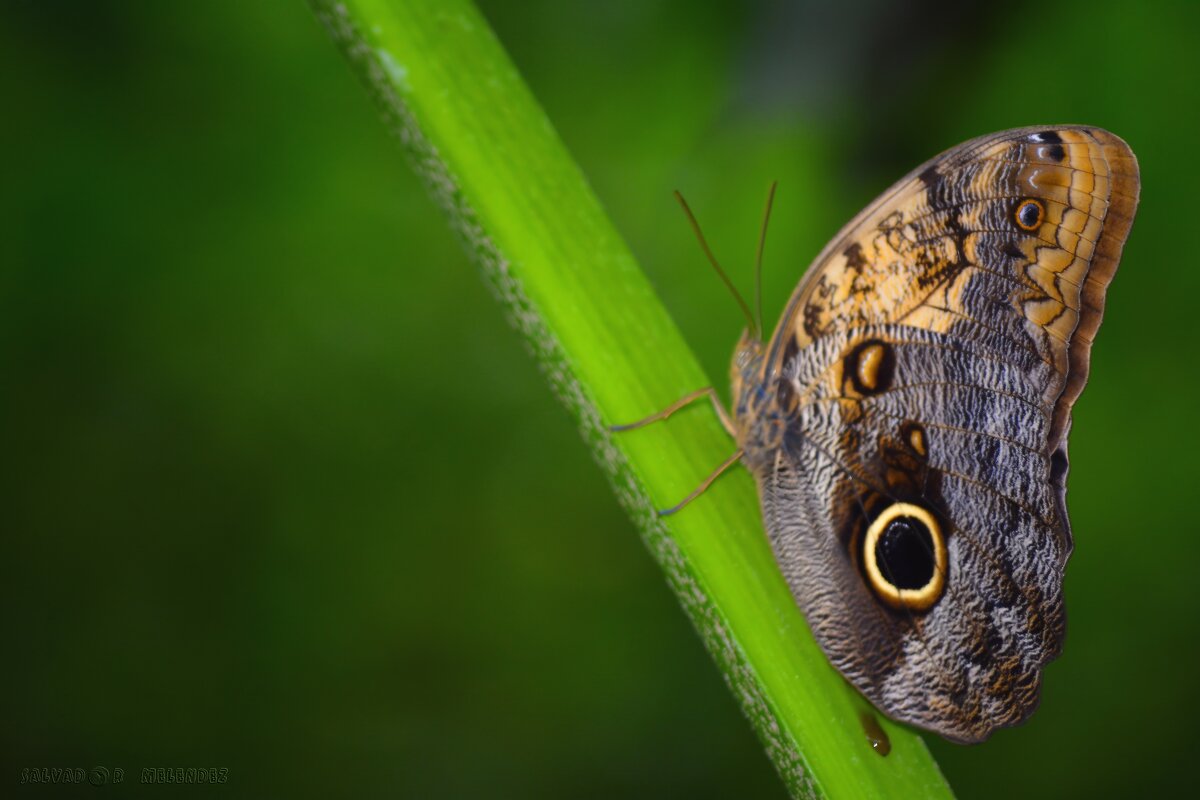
[658,448,743,516]
[609,387,736,437]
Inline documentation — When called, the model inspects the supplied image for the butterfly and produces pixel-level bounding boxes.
[615,127,1139,742]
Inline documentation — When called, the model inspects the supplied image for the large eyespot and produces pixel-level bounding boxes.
[862,502,947,611]
[1014,198,1045,231]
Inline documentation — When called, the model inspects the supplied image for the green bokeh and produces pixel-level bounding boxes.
[3,1,1197,797]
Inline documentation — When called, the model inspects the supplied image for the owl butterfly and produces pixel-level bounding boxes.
[618,127,1139,742]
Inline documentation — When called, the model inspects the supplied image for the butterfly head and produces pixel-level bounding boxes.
[729,328,765,421]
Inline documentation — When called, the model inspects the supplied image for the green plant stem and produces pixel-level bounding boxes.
[308,2,955,796]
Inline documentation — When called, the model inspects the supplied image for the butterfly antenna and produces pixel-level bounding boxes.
[674,190,758,339]
[755,181,778,340]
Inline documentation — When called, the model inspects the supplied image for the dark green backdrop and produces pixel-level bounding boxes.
[5,1,1197,797]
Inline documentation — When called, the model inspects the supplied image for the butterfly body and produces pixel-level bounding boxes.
[725,127,1139,742]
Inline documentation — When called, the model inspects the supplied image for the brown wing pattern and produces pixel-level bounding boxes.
[768,127,1138,457]
[744,127,1139,741]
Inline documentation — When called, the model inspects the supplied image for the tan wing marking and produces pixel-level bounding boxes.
[766,127,1139,449]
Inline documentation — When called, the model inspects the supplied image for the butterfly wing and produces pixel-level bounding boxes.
[751,127,1138,742]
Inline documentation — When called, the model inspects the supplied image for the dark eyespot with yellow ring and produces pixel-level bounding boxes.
[1014,198,1045,231]
[862,502,947,612]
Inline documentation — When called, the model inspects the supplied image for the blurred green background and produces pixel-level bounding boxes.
[4,1,1197,797]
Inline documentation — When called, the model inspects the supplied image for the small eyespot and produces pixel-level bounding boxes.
[862,502,947,611]
[856,343,887,390]
[1029,130,1063,145]
[1014,198,1044,231]
[843,339,895,396]
[901,421,927,457]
